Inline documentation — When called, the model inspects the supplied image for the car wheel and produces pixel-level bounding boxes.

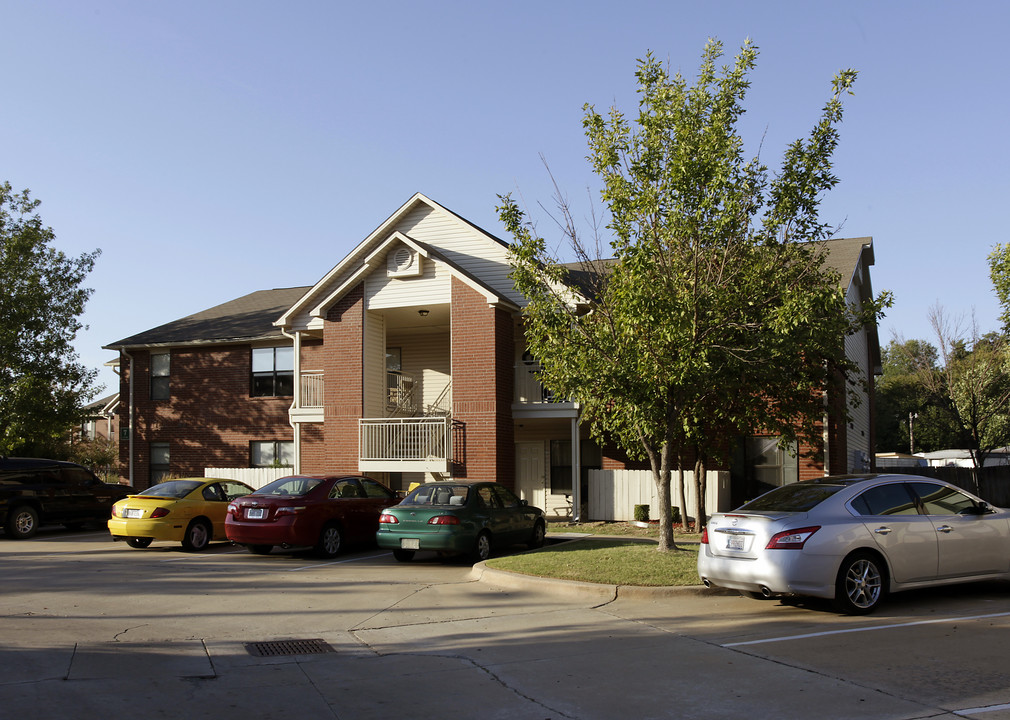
[126,537,153,548]
[5,505,39,540]
[315,523,342,558]
[528,520,546,549]
[471,531,492,563]
[835,551,887,614]
[182,519,211,552]
[247,544,273,555]
[393,549,415,562]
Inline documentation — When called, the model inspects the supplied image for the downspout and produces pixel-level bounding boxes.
[120,350,135,486]
[822,388,831,477]
[281,328,301,474]
[571,414,581,523]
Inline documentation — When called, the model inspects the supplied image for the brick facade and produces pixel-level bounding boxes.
[117,346,292,489]
[449,278,515,487]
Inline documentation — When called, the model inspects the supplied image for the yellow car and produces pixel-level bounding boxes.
[109,478,255,551]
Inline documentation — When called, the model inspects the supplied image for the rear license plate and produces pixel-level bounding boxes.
[246,508,266,519]
[401,538,420,550]
[726,535,745,551]
[125,508,143,519]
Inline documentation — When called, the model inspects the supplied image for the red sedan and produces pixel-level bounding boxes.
[225,474,398,557]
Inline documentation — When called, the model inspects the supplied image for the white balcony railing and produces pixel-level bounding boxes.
[359,416,453,473]
[300,371,324,408]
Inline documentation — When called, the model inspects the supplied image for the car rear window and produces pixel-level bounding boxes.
[140,480,203,498]
[739,483,845,513]
[402,485,469,506]
[255,476,323,497]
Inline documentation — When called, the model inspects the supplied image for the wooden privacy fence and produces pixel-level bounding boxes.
[587,469,731,522]
[881,465,1010,506]
[204,467,291,490]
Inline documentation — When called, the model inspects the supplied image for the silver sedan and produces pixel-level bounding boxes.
[697,474,1010,613]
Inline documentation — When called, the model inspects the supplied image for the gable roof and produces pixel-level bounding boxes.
[104,286,311,349]
[277,193,520,330]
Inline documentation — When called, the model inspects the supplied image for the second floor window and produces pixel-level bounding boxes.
[252,347,294,397]
[151,353,170,400]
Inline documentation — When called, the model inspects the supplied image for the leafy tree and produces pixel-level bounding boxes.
[0,181,101,457]
[875,338,961,453]
[499,40,889,550]
[988,244,1010,334]
[924,305,1010,473]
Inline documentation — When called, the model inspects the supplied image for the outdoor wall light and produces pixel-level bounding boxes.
[418,309,429,317]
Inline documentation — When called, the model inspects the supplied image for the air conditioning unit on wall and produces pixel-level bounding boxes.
[387,246,422,278]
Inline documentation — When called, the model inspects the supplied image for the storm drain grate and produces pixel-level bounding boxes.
[245,639,336,657]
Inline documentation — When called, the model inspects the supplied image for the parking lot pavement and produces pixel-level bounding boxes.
[4,531,1010,719]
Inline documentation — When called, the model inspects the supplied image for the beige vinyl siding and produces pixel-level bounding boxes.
[393,205,527,308]
[363,311,386,418]
[844,278,872,470]
[390,329,451,414]
[365,246,451,309]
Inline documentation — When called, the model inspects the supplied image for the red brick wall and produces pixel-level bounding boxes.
[116,346,292,489]
[450,278,515,487]
[308,284,364,473]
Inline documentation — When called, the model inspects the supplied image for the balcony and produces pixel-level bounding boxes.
[513,363,579,418]
[359,416,454,473]
[289,371,324,423]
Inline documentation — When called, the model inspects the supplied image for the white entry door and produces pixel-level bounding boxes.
[516,442,547,511]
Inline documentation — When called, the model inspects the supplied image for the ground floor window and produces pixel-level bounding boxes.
[151,442,170,485]
[550,439,601,495]
[251,441,294,468]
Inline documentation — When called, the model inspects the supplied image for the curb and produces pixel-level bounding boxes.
[470,562,735,600]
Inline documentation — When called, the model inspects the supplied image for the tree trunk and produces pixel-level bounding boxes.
[693,453,708,531]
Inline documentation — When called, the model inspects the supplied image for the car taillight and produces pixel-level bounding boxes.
[275,506,305,516]
[150,507,170,519]
[378,513,398,524]
[700,527,708,544]
[766,526,820,550]
[227,503,237,516]
[111,505,122,518]
[428,515,460,525]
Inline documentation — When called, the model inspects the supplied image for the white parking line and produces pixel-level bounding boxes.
[722,611,1010,648]
[288,552,391,572]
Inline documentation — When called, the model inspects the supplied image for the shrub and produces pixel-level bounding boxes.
[634,504,650,522]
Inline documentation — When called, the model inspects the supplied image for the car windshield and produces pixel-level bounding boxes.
[738,483,845,513]
[138,480,204,499]
[401,484,469,507]
[253,476,323,497]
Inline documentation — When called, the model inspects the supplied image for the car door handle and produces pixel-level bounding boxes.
[936,525,953,534]
[874,527,892,535]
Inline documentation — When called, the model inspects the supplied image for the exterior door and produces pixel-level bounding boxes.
[516,442,546,511]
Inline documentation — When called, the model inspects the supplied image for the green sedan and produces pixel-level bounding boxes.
[376,480,546,562]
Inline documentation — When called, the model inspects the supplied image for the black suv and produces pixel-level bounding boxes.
[0,457,132,539]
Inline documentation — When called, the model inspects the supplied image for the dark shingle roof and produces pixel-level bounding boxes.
[104,287,311,349]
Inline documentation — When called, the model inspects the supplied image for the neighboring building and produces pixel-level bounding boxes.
[75,393,120,444]
[917,448,1010,468]
[105,194,881,514]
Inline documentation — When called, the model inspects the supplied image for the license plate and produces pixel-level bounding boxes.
[401,538,420,550]
[246,507,265,519]
[125,508,143,519]
[726,535,745,551]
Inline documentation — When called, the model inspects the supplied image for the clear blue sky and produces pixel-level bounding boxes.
[3,1,1007,395]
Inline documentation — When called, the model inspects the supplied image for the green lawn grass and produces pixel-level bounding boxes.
[486,533,702,587]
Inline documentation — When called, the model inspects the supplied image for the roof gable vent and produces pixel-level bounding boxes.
[387,246,422,278]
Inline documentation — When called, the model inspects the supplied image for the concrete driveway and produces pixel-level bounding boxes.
[4,528,1010,719]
